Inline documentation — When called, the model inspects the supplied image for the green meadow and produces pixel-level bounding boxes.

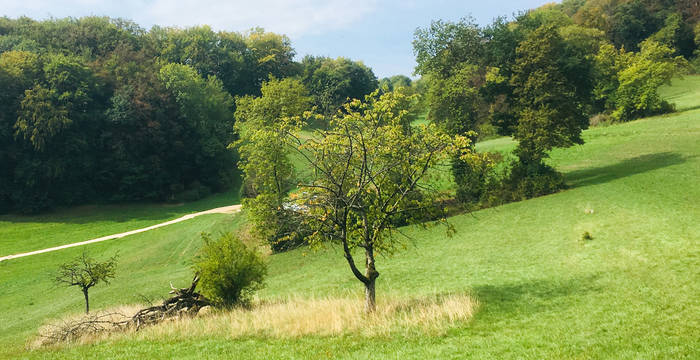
[0,78,698,359]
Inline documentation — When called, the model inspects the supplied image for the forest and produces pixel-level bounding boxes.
[0,17,378,212]
[1,0,696,214]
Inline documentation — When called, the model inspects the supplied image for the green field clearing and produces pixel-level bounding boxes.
[659,75,700,111]
[1,78,699,359]
[0,188,240,256]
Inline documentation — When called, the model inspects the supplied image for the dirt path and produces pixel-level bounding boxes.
[0,204,242,262]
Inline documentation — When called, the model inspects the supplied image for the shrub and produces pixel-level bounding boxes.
[484,161,565,205]
[454,152,501,207]
[589,113,613,127]
[244,194,311,253]
[193,232,267,307]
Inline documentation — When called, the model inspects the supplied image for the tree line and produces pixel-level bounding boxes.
[0,17,380,213]
[412,0,692,206]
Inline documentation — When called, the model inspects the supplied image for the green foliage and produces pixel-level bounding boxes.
[612,40,687,121]
[498,161,566,203]
[378,75,412,92]
[158,63,236,192]
[15,85,70,151]
[609,0,661,52]
[194,232,267,307]
[234,77,312,251]
[509,25,588,188]
[287,88,470,310]
[426,63,482,136]
[649,12,696,57]
[301,56,378,117]
[413,18,483,77]
[0,16,308,213]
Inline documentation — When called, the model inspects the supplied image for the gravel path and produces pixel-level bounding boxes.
[0,204,242,262]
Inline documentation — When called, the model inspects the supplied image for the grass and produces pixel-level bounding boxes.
[0,187,240,256]
[659,75,700,111]
[41,293,476,347]
[1,77,699,358]
[0,212,245,357]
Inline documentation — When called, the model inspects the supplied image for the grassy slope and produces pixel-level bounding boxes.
[0,188,240,256]
[0,213,245,355]
[659,75,700,111]
[3,78,699,359]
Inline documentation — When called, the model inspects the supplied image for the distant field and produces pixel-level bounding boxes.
[659,75,700,111]
[1,77,699,359]
[0,188,240,256]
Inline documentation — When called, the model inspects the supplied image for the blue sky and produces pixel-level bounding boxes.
[0,0,556,78]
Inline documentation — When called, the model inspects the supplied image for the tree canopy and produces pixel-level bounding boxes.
[0,16,375,213]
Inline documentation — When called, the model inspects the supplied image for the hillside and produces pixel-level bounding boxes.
[1,77,699,359]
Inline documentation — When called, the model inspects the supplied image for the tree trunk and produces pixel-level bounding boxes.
[82,288,90,314]
[364,245,378,313]
[364,278,376,313]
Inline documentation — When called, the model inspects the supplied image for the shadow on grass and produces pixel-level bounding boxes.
[472,275,601,317]
[564,152,688,188]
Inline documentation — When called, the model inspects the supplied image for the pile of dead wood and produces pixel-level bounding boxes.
[39,275,211,345]
[131,274,211,330]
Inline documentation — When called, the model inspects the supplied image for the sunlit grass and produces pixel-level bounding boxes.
[3,78,700,359]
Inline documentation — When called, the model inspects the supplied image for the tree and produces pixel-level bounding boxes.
[612,39,687,121]
[234,77,312,250]
[55,253,117,314]
[301,56,378,117]
[285,89,470,312]
[158,63,236,193]
[425,64,486,204]
[379,75,412,92]
[508,25,589,194]
[648,12,696,58]
[609,0,661,52]
[413,18,483,78]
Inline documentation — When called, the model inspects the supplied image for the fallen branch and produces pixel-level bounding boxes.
[38,275,211,345]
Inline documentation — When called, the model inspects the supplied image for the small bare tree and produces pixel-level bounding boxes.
[55,252,117,314]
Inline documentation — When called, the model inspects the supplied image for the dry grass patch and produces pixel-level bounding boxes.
[34,294,477,348]
[32,304,145,348]
[136,293,477,339]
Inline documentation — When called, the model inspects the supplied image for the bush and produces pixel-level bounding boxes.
[454,152,502,207]
[589,113,613,127]
[483,161,565,206]
[193,232,267,307]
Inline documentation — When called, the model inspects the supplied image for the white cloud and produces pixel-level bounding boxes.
[0,0,379,38]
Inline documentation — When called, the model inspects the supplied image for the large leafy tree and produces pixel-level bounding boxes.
[413,19,491,205]
[609,0,662,52]
[508,25,589,190]
[301,56,378,117]
[0,51,42,210]
[234,77,312,250]
[612,39,687,120]
[158,63,235,192]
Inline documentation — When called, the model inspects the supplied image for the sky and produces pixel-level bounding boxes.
[0,0,556,78]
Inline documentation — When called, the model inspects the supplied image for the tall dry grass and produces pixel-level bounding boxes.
[141,293,477,339]
[35,293,477,347]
